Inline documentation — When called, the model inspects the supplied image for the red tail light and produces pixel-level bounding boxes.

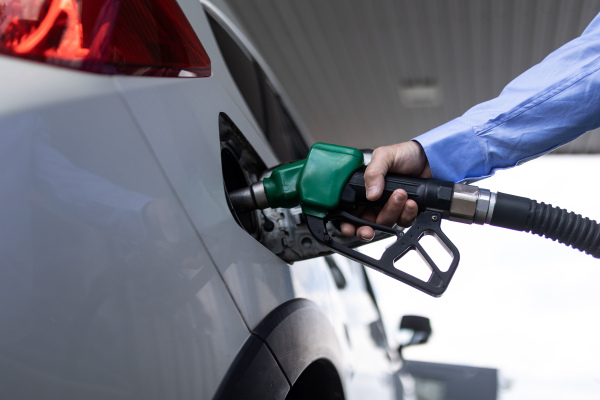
[0,0,211,77]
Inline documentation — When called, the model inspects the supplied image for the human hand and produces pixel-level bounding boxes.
[340,141,431,241]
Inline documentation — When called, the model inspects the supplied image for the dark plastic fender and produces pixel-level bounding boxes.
[213,299,345,400]
[212,333,289,400]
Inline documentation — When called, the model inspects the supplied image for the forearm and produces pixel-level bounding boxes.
[415,13,600,182]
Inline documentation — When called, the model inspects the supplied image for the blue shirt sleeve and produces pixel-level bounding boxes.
[414,13,600,183]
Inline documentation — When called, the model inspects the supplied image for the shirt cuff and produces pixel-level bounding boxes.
[413,118,487,182]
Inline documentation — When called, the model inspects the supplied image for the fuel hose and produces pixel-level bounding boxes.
[490,193,600,258]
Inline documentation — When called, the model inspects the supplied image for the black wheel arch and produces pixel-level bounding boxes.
[213,298,346,400]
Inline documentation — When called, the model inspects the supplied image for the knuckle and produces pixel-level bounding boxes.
[371,147,385,159]
[363,168,380,181]
[371,147,391,162]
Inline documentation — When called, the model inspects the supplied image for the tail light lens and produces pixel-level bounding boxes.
[0,0,211,77]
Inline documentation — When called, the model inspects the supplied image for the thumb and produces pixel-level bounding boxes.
[363,141,431,200]
[363,146,395,200]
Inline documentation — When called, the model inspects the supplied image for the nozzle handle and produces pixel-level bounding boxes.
[339,169,454,213]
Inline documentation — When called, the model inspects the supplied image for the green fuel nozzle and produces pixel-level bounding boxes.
[230,142,600,297]
[231,143,365,217]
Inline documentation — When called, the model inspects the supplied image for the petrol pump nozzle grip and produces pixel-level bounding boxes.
[337,169,497,226]
[338,168,454,213]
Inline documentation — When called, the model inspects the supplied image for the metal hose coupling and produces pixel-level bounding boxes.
[448,183,496,225]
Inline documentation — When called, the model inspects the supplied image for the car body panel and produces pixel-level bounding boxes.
[115,75,299,329]
[0,56,249,399]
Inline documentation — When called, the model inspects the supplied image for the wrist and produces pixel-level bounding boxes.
[409,140,432,178]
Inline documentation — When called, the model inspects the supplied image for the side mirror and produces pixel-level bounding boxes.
[398,315,432,356]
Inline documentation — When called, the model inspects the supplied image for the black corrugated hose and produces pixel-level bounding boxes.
[489,192,600,258]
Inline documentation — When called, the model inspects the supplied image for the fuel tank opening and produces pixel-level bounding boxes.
[219,113,266,240]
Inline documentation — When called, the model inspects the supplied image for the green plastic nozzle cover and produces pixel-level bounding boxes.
[262,143,365,217]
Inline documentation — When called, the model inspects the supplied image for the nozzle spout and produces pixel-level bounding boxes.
[229,182,269,214]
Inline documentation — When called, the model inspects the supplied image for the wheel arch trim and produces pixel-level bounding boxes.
[213,298,345,399]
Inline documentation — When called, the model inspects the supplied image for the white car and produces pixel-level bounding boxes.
[0,0,405,399]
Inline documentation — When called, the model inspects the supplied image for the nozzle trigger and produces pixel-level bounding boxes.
[306,210,460,297]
